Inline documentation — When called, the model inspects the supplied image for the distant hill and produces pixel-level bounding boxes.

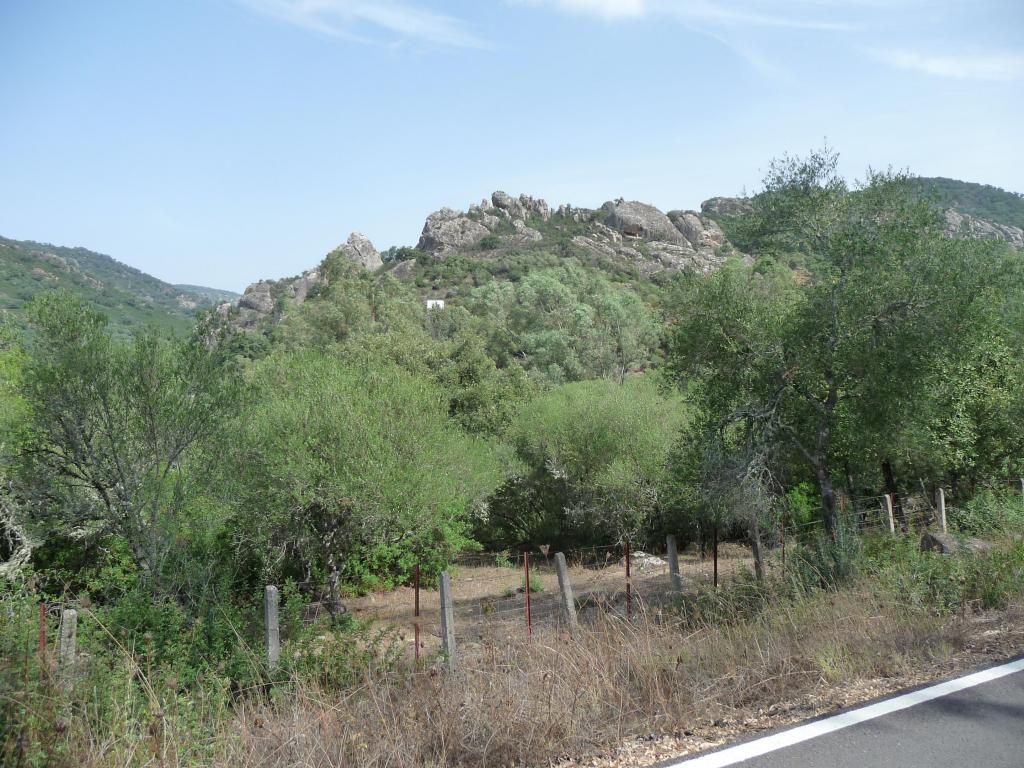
[0,236,234,336]
[911,177,1024,230]
[174,284,241,305]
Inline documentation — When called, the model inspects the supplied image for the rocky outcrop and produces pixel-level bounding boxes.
[670,211,727,250]
[334,232,382,270]
[238,281,275,314]
[602,200,686,245]
[233,266,324,328]
[417,207,490,255]
[701,196,753,218]
[944,209,1024,250]
[512,219,543,243]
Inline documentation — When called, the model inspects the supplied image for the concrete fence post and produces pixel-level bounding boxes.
[264,585,280,671]
[439,571,457,671]
[883,494,895,534]
[58,609,77,670]
[553,552,578,628]
[936,487,947,534]
[666,535,682,593]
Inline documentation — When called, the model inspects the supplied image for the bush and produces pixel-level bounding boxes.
[950,488,1024,535]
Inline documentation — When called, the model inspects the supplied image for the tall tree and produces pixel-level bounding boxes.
[17,291,239,593]
[667,150,1019,534]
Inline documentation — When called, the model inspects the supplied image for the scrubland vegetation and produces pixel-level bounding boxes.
[3,150,1024,766]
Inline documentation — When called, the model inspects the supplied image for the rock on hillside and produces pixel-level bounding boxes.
[333,231,383,271]
[411,191,743,276]
[230,231,380,327]
[944,209,1024,249]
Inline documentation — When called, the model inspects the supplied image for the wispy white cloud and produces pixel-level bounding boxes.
[239,0,487,48]
[871,49,1024,81]
[538,0,646,19]
[517,0,855,31]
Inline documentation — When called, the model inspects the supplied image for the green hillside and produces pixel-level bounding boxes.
[911,177,1024,229]
[0,236,233,336]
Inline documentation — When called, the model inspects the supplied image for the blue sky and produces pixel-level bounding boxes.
[1,0,1022,291]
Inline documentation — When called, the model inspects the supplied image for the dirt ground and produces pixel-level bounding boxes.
[346,549,755,653]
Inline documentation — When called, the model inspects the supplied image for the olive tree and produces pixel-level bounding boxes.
[16,291,239,593]
[668,150,1019,534]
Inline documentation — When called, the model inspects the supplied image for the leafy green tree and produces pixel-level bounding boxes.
[15,291,239,593]
[667,150,1020,534]
[216,350,512,589]
[0,320,31,577]
[490,377,688,547]
[465,264,659,384]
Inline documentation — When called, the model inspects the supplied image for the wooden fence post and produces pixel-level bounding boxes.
[883,494,895,534]
[666,535,682,593]
[264,585,280,671]
[59,609,77,671]
[553,552,578,628]
[624,539,632,619]
[713,525,719,588]
[439,571,457,671]
[413,563,421,665]
[523,552,533,637]
[936,487,947,534]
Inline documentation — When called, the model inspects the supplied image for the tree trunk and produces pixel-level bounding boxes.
[816,464,839,537]
[750,514,765,581]
[882,460,908,533]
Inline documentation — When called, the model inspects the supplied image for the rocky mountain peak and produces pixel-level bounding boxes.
[333,231,383,271]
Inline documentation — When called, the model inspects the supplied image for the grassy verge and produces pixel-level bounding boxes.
[4,532,1024,767]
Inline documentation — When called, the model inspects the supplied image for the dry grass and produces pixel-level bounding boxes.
[213,587,965,768]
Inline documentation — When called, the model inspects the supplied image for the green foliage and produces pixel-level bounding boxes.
[910,176,1024,230]
[216,350,512,590]
[949,489,1024,536]
[489,378,688,546]
[0,236,233,338]
[14,291,241,595]
[465,263,660,384]
[667,148,1023,533]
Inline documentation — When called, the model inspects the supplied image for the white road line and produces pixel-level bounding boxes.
[664,656,1024,768]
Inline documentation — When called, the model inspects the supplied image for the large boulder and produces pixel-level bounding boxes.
[238,281,275,313]
[335,232,382,270]
[491,191,525,219]
[417,207,490,256]
[603,200,686,245]
[701,196,753,218]
[920,532,994,556]
[669,211,727,250]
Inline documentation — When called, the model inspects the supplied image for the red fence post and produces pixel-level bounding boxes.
[625,539,632,620]
[523,551,532,638]
[413,562,421,665]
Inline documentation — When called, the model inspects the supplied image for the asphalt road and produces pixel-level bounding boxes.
[662,657,1024,768]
